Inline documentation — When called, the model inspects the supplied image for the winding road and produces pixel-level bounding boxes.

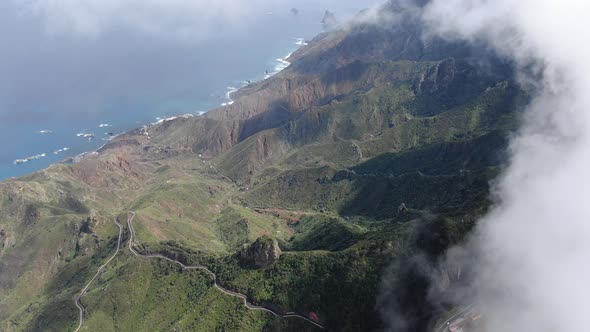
[74,217,123,332]
[73,212,324,330]
[434,303,475,332]
[127,212,324,329]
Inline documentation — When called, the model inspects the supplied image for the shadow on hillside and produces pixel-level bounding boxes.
[338,132,508,219]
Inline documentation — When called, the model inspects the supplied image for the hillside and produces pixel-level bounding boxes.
[0,3,520,332]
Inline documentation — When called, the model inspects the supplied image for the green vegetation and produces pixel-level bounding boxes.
[287,215,364,251]
[79,257,274,332]
[216,207,250,250]
[229,249,386,331]
[0,13,521,332]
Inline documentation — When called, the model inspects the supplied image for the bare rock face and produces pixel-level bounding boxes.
[414,58,457,96]
[240,236,282,268]
[23,204,41,226]
[0,229,6,253]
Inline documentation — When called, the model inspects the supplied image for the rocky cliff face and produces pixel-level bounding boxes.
[149,2,507,165]
[239,236,282,268]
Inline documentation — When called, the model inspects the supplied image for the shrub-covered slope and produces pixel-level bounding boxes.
[0,4,521,332]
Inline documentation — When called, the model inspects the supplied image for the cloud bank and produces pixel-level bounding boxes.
[12,0,286,40]
[422,0,590,331]
[12,0,383,40]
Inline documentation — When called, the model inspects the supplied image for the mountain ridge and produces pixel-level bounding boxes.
[0,3,522,331]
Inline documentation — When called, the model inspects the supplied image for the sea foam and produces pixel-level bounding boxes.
[14,153,47,165]
[151,114,194,126]
[77,132,95,139]
[53,147,71,155]
[265,52,293,79]
[221,86,239,106]
[295,37,308,46]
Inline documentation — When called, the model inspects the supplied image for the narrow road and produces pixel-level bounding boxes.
[74,217,123,332]
[434,303,475,332]
[188,147,236,184]
[126,212,324,329]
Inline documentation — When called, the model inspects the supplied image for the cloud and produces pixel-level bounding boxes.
[421,0,590,331]
[11,0,385,41]
[0,0,376,124]
[11,0,286,40]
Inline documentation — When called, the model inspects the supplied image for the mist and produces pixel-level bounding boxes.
[0,0,382,178]
[420,0,590,331]
[13,0,373,40]
[0,0,376,122]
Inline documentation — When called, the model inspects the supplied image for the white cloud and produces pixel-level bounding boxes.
[11,0,286,40]
[423,0,590,331]
[10,0,384,41]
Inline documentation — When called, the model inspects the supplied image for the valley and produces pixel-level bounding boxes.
[0,3,522,331]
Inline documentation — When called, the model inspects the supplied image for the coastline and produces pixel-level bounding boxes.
[7,37,309,176]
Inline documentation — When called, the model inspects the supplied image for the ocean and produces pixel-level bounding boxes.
[0,1,380,180]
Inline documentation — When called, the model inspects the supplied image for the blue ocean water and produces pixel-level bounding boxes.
[0,2,380,180]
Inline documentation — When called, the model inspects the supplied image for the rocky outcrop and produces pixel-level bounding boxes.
[321,10,338,30]
[413,58,457,95]
[0,230,6,253]
[239,236,282,268]
[23,204,41,226]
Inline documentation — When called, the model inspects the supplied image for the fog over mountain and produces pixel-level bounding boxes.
[1,0,377,120]
[0,0,381,178]
[1,0,585,331]
[14,0,359,39]
[423,0,590,331]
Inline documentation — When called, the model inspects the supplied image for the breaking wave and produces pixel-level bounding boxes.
[53,147,70,155]
[14,153,47,165]
[294,37,308,46]
[264,52,293,79]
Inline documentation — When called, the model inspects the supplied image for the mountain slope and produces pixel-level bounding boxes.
[0,4,521,332]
